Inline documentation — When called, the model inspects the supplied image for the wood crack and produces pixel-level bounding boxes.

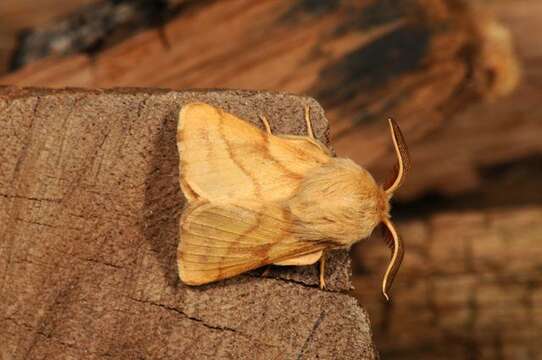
[296,310,326,360]
[252,271,344,293]
[0,192,62,203]
[124,296,279,350]
[125,296,241,334]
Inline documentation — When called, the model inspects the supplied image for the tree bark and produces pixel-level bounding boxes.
[0,87,376,359]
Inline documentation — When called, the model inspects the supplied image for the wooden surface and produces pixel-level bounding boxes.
[7,0,193,70]
[1,0,541,359]
[0,0,96,29]
[0,0,96,73]
[391,0,541,199]
[0,88,375,359]
[0,0,522,201]
[354,206,542,359]
[351,1,542,358]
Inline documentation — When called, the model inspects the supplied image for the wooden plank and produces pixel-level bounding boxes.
[0,87,374,359]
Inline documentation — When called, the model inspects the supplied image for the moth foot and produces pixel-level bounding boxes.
[304,105,315,139]
[319,251,326,289]
[258,115,272,134]
[319,274,326,290]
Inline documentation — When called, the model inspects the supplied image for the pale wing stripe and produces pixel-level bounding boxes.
[187,223,274,243]
[219,117,263,199]
[191,207,290,226]
[180,251,253,259]
[182,244,325,266]
[181,241,273,250]
[179,257,255,267]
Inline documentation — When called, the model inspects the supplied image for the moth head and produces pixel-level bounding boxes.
[378,119,411,301]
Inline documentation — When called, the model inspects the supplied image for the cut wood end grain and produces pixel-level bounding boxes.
[0,87,375,359]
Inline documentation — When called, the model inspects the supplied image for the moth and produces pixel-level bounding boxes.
[177,102,410,300]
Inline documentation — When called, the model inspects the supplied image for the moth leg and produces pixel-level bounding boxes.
[319,251,326,289]
[304,105,315,140]
[259,115,272,134]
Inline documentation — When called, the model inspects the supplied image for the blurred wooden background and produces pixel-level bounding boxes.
[1,0,541,359]
[0,0,95,71]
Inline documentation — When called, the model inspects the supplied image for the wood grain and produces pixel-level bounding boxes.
[353,206,542,359]
[376,0,541,200]
[0,0,97,73]
[0,0,96,29]
[0,0,521,201]
[350,2,542,358]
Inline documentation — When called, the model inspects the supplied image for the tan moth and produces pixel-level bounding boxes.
[176,102,410,300]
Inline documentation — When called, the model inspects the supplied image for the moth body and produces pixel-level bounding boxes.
[288,158,386,247]
[176,102,410,299]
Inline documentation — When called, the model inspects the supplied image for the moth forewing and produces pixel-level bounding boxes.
[177,102,333,285]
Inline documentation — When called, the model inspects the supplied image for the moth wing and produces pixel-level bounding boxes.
[178,200,327,285]
[177,102,330,202]
[273,251,323,266]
